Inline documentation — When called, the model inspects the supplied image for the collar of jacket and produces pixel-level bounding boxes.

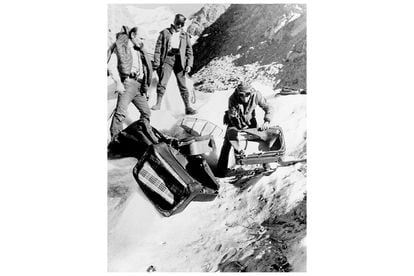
[168,24,184,35]
[128,40,148,56]
[234,90,256,103]
[168,25,176,34]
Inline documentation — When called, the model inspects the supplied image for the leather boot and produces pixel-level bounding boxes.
[185,107,197,115]
[151,94,163,110]
[182,93,197,115]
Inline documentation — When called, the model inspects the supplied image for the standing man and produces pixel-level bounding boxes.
[216,82,274,177]
[152,14,197,115]
[108,26,153,139]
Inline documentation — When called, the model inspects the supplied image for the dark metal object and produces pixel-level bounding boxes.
[279,86,306,95]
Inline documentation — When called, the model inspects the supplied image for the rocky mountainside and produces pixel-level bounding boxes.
[187,4,230,37]
[107,4,306,272]
[107,4,230,53]
[192,4,306,90]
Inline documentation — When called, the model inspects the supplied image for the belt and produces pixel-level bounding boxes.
[128,72,144,82]
[167,48,180,56]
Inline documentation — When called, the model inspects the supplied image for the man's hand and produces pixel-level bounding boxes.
[260,121,270,131]
[115,82,126,94]
[142,91,149,101]
[185,66,191,73]
[237,131,248,141]
[152,60,159,71]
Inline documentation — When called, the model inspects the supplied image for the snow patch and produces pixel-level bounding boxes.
[108,75,306,271]
[288,12,301,23]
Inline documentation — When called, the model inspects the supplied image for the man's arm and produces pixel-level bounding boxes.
[140,81,149,100]
[153,32,163,70]
[107,51,125,93]
[140,55,149,99]
[185,33,194,69]
[107,42,116,64]
[256,91,274,123]
[227,95,244,129]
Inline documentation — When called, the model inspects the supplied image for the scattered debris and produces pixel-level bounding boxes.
[146,265,156,272]
[192,55,283,93]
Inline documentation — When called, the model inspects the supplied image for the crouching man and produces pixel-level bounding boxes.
[108,26,153,139]
[216,82,274,177]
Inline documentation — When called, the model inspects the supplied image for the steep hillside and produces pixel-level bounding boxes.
[108,79,307,272]
[108,4,229,54]
[107,4,306,272]
[193,4,306,90]
[187,4,229,37]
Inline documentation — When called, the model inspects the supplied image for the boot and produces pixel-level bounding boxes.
[182,93,197,115]
[185,107,197,115]
[151,94,163,110]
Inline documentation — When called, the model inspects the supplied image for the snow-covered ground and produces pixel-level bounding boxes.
[107,75,307,272]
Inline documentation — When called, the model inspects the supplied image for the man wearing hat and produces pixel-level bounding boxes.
[152,14,197,115]
[216,82,274,176]
[108,26,153,139]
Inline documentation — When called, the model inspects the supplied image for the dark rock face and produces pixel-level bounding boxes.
[187,4,229,37]
[193,4,306,90]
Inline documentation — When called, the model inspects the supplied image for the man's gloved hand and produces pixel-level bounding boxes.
[185,66,191,73]
[171,138,180,149]
[115,82,126,95]
[142,91,149,101]
[236,131,248,141]
[260,121,270,131]
[164,137,180,148]
[152,60,159,71]
[141,85,150,100]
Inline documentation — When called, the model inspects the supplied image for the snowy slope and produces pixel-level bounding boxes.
[107,4,306,272]
[107,78,306,272]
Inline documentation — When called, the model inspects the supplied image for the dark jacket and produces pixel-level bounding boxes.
[226,89,274,129]
[107,43,153,92]
[153,25,194,70]
[136,48,153,90]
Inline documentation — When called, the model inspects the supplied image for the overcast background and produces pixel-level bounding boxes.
[131,3,204,17]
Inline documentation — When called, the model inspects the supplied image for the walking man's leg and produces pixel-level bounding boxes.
[110,79,136,138]
[132,90,151,123]
[152,63,173,110]
[174,61,196,115]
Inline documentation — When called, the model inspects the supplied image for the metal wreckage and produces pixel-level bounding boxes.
[108,102,306,217]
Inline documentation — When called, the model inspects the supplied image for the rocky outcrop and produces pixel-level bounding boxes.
[193,55,283,93]
[193,4,306,90]
[187,4,230,37]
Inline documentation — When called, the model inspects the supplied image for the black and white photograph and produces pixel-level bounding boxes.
[4,0,414,275]
[107,3,307,272]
